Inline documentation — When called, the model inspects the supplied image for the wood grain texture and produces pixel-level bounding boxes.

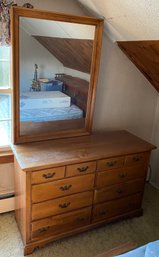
[94,178,145,204]
[55,75,89,112]
[93,193,142,222]
[31,166,65,184]
[14,159,31,244]
[32,173,95,203]
[0,151,14,164]
[97,156,124,171]
[35,37,93,73]
[12,130,156,171]
[31,207,91,239]
[96,165,147,188]
[32,190,93,220]
[66,161,96,177]
[117,40,159,92]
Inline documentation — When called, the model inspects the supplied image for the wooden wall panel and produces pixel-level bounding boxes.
[117,40,159,92]
[34,36,93,73]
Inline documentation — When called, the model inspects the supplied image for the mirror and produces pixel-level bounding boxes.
[11,7,103,144]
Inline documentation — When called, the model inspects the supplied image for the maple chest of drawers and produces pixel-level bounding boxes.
[12,131,155,255]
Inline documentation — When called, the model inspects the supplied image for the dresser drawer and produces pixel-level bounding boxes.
[32,191,93,220]
[93,193,142,222]
[97,157,124,171]
[66,161,96,177]
[94,179,145,204]
[31,166,65,184]
[31,207,91,239]
[125,152,149,167]
[96,165,146,188]
[32,173,95,203]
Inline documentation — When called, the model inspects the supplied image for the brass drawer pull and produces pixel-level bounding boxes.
[106,161,117,167]
[59,202,71,209]
[59,185,72,191]
[77,216,87,222]
[119,172,127,178]
[42,172,55,179]
[38,226,50,233]
[77,166,89,172]
[133,156,141,162]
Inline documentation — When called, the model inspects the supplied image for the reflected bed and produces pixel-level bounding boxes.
[20,91,83,122]
[20,104,83,122]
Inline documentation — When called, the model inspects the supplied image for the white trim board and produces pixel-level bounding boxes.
[0,197,15,214]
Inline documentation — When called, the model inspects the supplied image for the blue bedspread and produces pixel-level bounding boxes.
[115,240,159,257]
[20,104,83,122]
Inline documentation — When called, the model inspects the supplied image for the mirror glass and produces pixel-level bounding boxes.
[19,17,95,136]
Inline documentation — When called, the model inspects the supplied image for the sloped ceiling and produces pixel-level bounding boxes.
[34,36,93,73]
[77,0,159,92]
[118,41,159,92]
[77,0,159,41]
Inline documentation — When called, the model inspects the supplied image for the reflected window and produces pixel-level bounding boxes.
[0,47,11,147]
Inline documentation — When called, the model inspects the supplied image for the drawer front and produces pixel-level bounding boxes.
[94,178,145,204]
[31,207,91,239]
[66,161,96,177]
[93,193,142,222]
[32,191,93,220]
[125,152,149,167]
[32,173,95,203]
[97,157,124,171]
[96,166,146,188]
[31,166,65,184]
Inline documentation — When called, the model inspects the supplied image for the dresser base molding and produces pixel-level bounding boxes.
[23,208,143,255]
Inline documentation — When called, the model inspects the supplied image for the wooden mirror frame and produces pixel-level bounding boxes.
[11,7,104,144]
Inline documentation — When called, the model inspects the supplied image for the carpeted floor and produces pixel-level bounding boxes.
[0,183,159,257]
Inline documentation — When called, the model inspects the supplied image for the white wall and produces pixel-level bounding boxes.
[0,163,14,195]
[150,101,159,189]
[16,0,85,16]
[20,28,64,92]
[93,35,158,141]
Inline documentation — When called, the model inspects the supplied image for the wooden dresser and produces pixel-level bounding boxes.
[12,131,155,255]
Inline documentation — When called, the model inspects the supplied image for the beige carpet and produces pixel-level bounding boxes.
[0,183,159,257]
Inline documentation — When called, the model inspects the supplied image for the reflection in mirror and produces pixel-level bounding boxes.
[19,17,95,136]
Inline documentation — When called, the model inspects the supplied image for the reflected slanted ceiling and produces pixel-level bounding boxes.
[34,36,93,73]
[77,0,159,92]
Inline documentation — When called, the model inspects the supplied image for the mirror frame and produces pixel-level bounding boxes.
[11,7,104,144]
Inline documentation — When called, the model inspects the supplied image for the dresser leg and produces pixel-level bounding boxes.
[24,245,35,256]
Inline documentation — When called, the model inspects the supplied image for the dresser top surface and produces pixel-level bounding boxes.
[12,130,156,171]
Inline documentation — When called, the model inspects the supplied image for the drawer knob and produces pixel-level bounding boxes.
[42,172,55,179]
[38,226,50,233]
[119,172,127,178]
[59,185,72,191]
[59,202,71,208]
[106,161,117,167]
[133,156,141,162]
[77,166,89,172]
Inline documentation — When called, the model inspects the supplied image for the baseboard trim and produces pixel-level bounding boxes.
[149,181,159,190]
[0,196,15,213]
